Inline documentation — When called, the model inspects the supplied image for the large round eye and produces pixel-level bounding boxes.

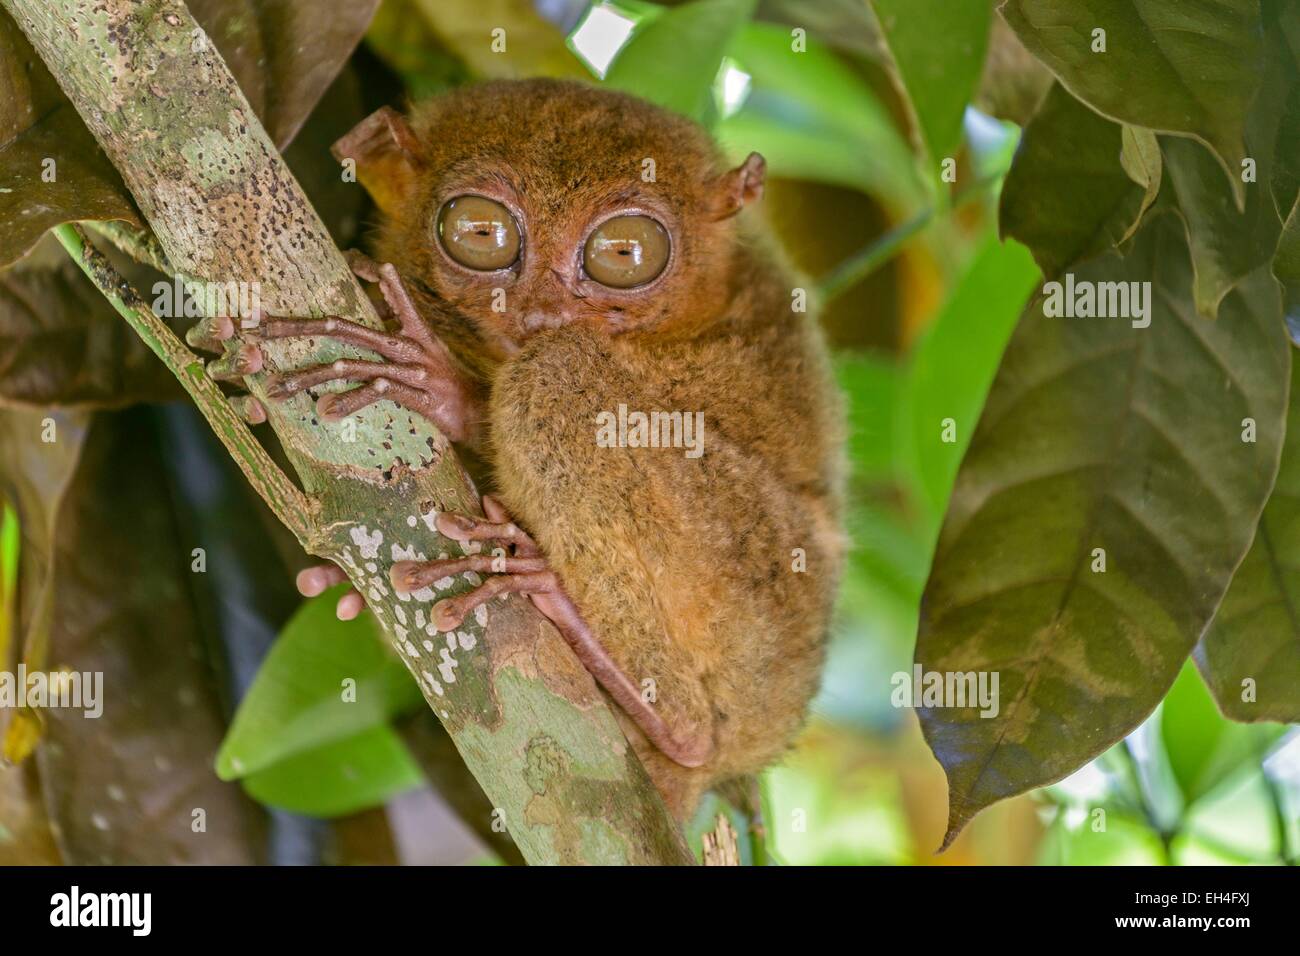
[583,215,670,289]
[437,195,521,271]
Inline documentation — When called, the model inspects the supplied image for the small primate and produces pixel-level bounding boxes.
[197,79,845,817]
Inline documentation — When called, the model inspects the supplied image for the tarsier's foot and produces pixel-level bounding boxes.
[186,250,475,441]
[393,495,714,769]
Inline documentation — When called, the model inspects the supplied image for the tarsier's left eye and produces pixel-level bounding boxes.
[437,195,521,271]
[583,215,670,288]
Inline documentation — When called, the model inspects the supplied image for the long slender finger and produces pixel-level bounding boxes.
[440,497,539,556]
[429,572,553,631]
[390,555,547,593]
[206,342,263,382]
[314,382,387,421]
[185,315,236,353]
[265,359,434,400]
[435,513,524,545]
[296,563,349,597]
[257,316,425,364]
[376,262,439,348]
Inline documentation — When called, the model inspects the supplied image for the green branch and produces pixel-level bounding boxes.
[53,223,312,540]
[818,170,1006,303]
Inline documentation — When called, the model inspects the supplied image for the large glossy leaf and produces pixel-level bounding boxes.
[917,216,1289,847]
[604,0,757,123]
[998,0,1264,204]
[241,726,423,818]
[1000,83,1152,278]
[1159,8,1294,318]
[900,234,1040,523]
[217,589,423,781]
[870,0,991,166]
[1165,136,1285,319]
[1195,351,1300,722]
[718,23,922,204]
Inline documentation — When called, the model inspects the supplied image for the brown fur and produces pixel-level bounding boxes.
[367,78,845,816]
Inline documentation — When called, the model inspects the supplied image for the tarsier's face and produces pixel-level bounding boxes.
[368,80,763,358]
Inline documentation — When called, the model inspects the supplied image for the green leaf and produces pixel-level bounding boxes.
[1163,660,1288,809]
[1195,350,1300,723]
[917,216,1289,847]
[999,83,1152,278]
[241,726,423,818]
[604,0,756,123]
[998,0,1264,205]
[1119,125,1162,243]
[1162,137,1282,319]
[870,0,992,166]
[1161,660,1227,804]
[837,351,901,484]
[1158,3,1294,317]
[900,235,1040,523]
[217,589,424,780]
[718,23,921,202]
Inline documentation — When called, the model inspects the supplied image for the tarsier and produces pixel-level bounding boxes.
[194,79,845,817]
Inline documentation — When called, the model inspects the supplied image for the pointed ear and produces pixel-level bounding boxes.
[331,107,423,218]
[709,152,766,220]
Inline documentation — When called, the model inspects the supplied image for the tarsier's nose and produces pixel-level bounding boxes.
[521,310,568,332]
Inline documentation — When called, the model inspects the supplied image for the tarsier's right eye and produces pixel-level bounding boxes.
[437,195,521,271]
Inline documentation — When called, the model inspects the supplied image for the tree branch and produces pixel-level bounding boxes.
[10,0,692,865]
